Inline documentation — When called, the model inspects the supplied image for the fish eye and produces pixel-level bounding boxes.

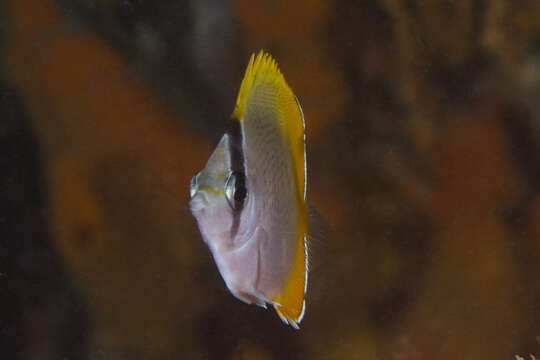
[189,172,200,199]
[225,171,247,210]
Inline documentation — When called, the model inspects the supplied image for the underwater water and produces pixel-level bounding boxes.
[1,0,540,359]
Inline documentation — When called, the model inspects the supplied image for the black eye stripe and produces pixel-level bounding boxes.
[227,120,245,175]
[226,120,247,239]
[233,171,247,204]
[225,171,247,210]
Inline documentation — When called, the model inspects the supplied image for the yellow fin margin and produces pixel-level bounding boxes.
[273,233,308,329]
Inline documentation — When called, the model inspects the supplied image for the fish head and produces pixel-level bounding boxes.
[189,133,248,251]
[190,133,263,305]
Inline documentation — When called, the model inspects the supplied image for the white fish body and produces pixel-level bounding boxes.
[189,51,308,328]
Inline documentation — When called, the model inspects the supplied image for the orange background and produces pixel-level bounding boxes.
[2,0,540,359]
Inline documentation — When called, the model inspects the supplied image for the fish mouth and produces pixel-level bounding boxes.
[189,192,209,213]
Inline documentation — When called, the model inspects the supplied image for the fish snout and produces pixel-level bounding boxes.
[189,191,209,214]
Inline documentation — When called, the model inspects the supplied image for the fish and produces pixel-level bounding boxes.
[189,51,308,328]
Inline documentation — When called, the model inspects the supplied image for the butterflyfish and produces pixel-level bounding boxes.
[189,51,308,328]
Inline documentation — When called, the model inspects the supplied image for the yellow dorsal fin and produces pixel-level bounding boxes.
[232,50,306,205]
[232,50,285,121]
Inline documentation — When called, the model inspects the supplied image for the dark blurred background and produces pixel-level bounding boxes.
[1,0,540,359]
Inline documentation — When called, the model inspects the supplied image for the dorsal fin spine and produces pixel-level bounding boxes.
[232,50,285,121]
